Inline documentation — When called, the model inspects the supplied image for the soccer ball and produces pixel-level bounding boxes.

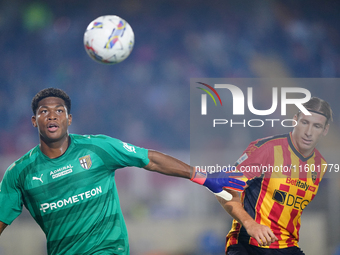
[83,15,134,64]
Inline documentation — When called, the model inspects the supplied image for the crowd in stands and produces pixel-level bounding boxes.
[0,0,339,156]
[0,1,339,254]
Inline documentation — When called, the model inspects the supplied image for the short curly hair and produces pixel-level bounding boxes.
[31,88,71,115]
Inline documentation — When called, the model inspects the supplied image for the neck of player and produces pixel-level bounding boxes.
[39,134,71,159]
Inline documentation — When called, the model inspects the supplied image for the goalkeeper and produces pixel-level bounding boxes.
[0,88,245,255]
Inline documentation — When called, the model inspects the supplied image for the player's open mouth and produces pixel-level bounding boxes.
[47,123,59,132]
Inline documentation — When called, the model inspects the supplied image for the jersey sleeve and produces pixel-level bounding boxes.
[0,164,23,225]
[94,135,150,169]
[234,140,272,182]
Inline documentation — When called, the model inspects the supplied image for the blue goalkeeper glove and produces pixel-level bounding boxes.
[191,168,246,201]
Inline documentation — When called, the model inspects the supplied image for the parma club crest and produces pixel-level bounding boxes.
[79,155,92,170]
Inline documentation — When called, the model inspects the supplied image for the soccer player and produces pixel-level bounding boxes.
[216,97,333,255]
[0,88,246,255]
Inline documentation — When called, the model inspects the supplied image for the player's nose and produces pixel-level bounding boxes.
[47,113,57,120]
[305,124,312,136]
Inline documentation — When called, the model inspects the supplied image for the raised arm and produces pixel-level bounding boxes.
[0,221,7,236]
[216,190,278,246]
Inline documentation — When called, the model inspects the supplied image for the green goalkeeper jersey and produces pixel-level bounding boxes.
[0,134,150,255]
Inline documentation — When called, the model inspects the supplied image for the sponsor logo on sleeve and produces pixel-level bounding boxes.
[235,153,248,166]
[122,142,136,153]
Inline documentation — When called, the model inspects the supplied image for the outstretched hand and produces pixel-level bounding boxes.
[191,169,246,201]
[204,171,246,192]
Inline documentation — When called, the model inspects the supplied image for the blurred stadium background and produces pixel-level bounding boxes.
[0,0,339,254]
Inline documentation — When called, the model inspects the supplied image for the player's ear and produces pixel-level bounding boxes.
[322,123,330,136]
[293,114,299,126]
[32,115,37,128]
[68,114,72,126]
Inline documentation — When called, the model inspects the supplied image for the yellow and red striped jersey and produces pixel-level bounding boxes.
[226,132,327,250]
